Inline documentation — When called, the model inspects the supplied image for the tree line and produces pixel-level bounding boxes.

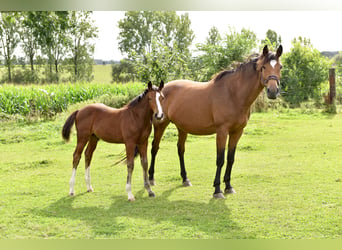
[1,11,338,105]
[0,11,98,83]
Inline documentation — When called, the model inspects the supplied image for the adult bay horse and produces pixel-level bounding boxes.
[62,81,164,201]
[149,45,283,199]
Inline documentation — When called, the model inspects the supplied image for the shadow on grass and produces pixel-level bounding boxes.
[31,186,255,239]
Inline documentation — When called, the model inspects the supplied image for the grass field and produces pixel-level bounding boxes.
[0,104,341,238]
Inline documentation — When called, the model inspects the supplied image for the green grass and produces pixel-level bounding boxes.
[92,64,113,84]
[0,109,341,239]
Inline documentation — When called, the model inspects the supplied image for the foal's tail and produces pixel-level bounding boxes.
[113,146,139,166]
[62,110,78,141]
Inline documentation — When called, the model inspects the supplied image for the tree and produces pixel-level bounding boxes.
[206,26,221,46]
[19,12,40,72]
[29,11,70,82]
[67,11,98,82]
[0,12,20,82]
[118,11,194,82]
[195,27,257,81]
[281,37,331,104]
[261,29,282,50]
[112,59,136,83]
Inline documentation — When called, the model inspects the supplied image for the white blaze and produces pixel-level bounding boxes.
[155,92,163,118]
[270,60,277,68]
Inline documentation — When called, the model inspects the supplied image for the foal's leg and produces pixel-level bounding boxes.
[213,128,228,199]
[69,136,88,196]
[138,141,155,198]
[148,119,170,185]
[125,142,136,201]
[84,135,99,193]
[223,130,243,194]
[177,128,192,186]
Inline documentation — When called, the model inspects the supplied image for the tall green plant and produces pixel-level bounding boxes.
[281,37,331,104]
[195,26,257,81]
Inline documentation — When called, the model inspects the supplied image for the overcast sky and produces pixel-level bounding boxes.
[92,11,342,61]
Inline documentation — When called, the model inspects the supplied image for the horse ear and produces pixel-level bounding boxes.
[147,81,152,90]
[276,45,283,58]
[262,45,269,57]
[159,80,164,90]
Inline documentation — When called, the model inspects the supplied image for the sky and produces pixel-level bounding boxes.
[93,11,342,61]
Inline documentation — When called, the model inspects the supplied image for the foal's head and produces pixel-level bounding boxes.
[256,45,283,99]
[147,81,164,120]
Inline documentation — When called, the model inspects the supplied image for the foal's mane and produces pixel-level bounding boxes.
[126,85,159,108]
[212,51,278,83]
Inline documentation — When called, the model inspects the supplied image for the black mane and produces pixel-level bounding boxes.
[126,85,159,108]
[213,57,258,82]
[213,51,278,82]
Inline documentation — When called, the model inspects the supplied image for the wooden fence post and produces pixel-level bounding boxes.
[329,68,336,104]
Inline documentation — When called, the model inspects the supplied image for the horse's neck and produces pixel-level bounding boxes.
[129,98,153,125]
[231,69,263,110]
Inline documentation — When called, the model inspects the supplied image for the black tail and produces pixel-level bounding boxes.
[114,146,139,166]
[62,110,78,141]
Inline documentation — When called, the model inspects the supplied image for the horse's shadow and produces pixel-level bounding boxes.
[31,186,254,238]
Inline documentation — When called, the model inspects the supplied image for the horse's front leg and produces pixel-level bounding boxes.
[213,128,228,199]
[224,130,243,194]
[177,128,191,186]
[138,141,155,198]
[125,142,136,201]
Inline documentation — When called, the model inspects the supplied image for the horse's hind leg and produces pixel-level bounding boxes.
[69,136,88,196]
[148,119,170,185]
[84,135,99,193]
[138,141,155,198]
[177,128,192,187]
[125,142,136,201]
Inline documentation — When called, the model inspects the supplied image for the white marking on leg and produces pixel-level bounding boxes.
[69,168,77,195]
[155,92,163,119]
[85,166,93,192]
[126,183,135,201]
[270,60,277,68]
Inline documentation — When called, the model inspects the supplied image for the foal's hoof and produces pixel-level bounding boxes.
[183,179,192,187]
[149,179,156,186]
[128,196,135,202]
[69,192,75,197]
[213,192,225,199]
[224,187,236,194]
[87,187,94,193]
[148,192,156,198]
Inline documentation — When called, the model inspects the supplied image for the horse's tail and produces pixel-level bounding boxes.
[113,145,139,166]
[62,110,78,142]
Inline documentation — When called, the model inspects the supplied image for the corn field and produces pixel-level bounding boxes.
[0,82,145,118]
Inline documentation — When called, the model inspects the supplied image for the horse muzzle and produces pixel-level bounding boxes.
[154,113,164,120]
[264,75,280,100]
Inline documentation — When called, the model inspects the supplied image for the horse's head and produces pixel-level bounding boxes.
[257,45,283,99]
[147,80,165,120]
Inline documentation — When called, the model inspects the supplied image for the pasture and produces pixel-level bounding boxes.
[0,104,341,239]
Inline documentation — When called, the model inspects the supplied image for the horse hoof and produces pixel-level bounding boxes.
[213,192,225,199]
[149,192,156,198]
[225,188,236,194]
[87,188,94,193]
[69,192,75,197]
[128,197,135,202]
[149,179,156,186]
[183,179,192,187]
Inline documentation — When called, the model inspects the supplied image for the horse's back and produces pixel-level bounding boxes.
[75,103,125,142]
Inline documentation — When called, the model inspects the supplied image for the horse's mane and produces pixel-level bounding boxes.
[212,51,278,82]
[126,85,159,108]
